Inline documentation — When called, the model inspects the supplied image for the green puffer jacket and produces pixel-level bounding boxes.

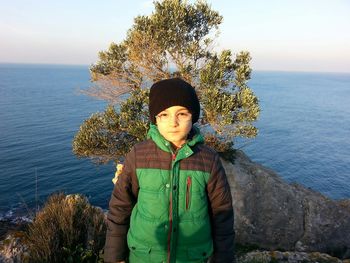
[105,125,234,263]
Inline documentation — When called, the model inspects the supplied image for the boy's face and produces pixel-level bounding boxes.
[156,106,192,148]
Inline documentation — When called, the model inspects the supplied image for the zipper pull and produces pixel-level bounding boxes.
[172,153,176,161]
[186,176,192,210]
[187,176,192,186]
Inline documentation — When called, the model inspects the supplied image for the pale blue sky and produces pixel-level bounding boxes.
[1,0,349,72]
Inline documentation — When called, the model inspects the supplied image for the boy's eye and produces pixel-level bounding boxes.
[158,113,168,118]
[177,111,192,121]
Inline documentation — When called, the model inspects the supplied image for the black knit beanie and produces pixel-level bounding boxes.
[149,78,200,124]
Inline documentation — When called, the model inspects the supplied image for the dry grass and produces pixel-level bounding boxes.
[25,193,106,263]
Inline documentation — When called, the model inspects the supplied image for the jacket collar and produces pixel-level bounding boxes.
[147,124,204,156]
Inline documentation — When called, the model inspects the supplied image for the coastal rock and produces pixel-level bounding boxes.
[0,219,29,241]
[224,150,350,259]
[0,218,30,262]
[237,250,348,263]
[0,233,29,263]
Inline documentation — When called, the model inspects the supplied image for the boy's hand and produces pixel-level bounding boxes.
[112,163,124,184]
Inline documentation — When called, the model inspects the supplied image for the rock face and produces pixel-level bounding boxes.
[0,219,30,263]
[237,250,349,263]
[0,233,29,263]
[223,150,350,259]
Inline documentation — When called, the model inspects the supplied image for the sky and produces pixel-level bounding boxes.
[1,0,349,73]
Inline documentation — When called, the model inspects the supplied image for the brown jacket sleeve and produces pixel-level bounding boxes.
[104,148,139,263]
[207,154,235,263]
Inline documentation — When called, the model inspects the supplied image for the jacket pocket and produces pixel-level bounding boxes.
[138,189,167,220]
[187,247,211,262]
[186,176,192,211]
[129,245,152,262]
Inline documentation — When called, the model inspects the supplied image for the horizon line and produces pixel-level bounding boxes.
[1,62,350,75]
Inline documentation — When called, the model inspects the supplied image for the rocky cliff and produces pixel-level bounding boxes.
[224,150,350,259]
[1,150,350,262]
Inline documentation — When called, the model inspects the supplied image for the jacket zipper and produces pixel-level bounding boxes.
[167,152,176,263]
[167,193,173,263]
[186,176,192,210]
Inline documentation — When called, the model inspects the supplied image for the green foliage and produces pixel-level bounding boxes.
[203,133,235,160]
[62,244,104,263]
[74,0,260,163]
[25,193,106,263]
[73,89,149,163]
[72,105,140,163]
[90,43,128,80]
[199,51,259,138]
[119,89,149,140]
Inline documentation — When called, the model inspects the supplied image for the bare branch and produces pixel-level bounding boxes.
[81,73,134,104]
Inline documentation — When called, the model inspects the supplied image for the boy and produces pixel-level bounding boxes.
[104,78,235,263]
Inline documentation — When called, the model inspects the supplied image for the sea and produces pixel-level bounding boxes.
[0,63,349,219]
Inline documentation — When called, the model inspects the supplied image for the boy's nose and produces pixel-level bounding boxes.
[168,115,179,126]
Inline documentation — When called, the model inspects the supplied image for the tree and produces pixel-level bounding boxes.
[73,0,260,164]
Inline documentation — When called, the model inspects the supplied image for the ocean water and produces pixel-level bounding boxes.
[239,71,350,199]
[0,64,349,218]
[0,64,113,218]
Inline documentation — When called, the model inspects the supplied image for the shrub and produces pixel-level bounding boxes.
[25,193,106,263]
